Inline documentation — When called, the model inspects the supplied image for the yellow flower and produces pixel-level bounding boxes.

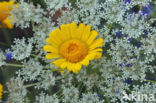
[0,0,17,29]
[43,22,104,73]
[0,84,3,99]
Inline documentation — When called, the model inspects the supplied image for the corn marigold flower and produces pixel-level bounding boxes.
[43,22,104,73]
[0,84,3,99]
[0,0,17,29]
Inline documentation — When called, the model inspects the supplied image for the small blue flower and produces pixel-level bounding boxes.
[97,93,101,97]
[5,50,13,61]
[128,38,142,48]
[119,59,133,68]
[124,79,132,84]
[143,30,148,36]
[135,42,142,48]
[125,34,128,38]
[116,90,120,94]
[141,4,152,16]
[116,31,129,39]
[116,31,123,38]
[127,4,151,19]
[125,63,132,67]
[119,63,123,67]
[130,57,134,59]
[125,0,131,3]
[128,38,132,42]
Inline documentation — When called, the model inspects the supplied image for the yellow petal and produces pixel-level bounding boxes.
[80,57,90,66]
[89,48,103,53]
[67,62,74,71]
[94,52,102,59]
[43,45,58,53]
[70,22,78,39]
[60,24,71,39]
[60,61,68,69]
[53,59,66,67]
[55,28,69,42]
[2,18,13,29]
[77,23,85,39]
[73,63,82,73]
[89,38,104,50]
[46,38,58,48]
[49,28,63,45]
[87,53,96,60]
[81,25,91,41]
[87,30,98,45]
[46,53,60,59]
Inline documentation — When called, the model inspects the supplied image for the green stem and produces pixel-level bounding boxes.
[56,88,62,95]
[5,63,24,68]
[146,80,156,83]
[25,82,41,88]
[24,77,65,88]
[30,54,45,59]
[2,28,11,46]
[0,42,10,47]
[126,89,132,93]
[77,82,83,94]
[105,96,110,103]
[58,94,64,103]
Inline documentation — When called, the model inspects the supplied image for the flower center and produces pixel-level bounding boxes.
[59,39,88,63]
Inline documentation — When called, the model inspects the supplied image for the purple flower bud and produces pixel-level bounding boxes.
[125,34,128,38]
[4,49,13,61]
[130,57,134,59]
[143,30,148,36]
[128,38,132,42]
[116,31,122,38]
[142,4,152,14]
[116,31,129,39]
[135,42,142,48]
[125,0,131,3]
[116,90,120,94]
[97,94,101,97]
[140,4,152,17]
[125,63,132,67]
[119,63,123,67]
[124,79,132,84]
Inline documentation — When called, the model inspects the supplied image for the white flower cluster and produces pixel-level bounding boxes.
[10,0,45,29]
[35,93,59,103]
[11,37,33,60]
[44,0,68,10]
[0,0,155,103]
[78,92,105,103]
[16,59,43,81]
[7,77,27,103]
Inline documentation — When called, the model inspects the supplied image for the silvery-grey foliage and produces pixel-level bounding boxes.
[0,0,155,102]
[0,51,6,67]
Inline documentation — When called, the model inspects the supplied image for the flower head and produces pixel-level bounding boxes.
[124,0,131,4]
[124,79,132,84]
[141,4,152,17]
[43,22,104,73]
[0,84,3,99]
[116,90,120,94]
[5,50,13,61]
[0,0,17,29]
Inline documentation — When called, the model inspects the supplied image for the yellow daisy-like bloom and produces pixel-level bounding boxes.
[0,0,17,29]
[0,84,3,99]
[43,22,104,73]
